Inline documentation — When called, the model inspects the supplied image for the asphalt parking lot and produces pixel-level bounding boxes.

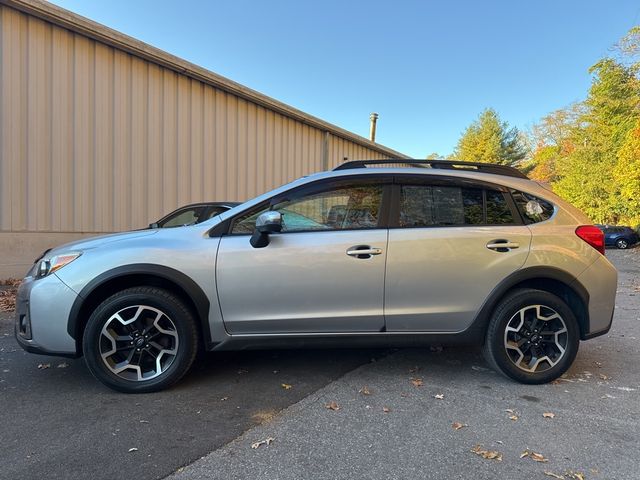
[1,248,639,480]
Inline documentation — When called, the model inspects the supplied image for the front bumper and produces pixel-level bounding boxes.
[15,274,80,357]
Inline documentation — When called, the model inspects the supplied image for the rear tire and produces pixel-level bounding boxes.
[82,287,199,393]
[483,288,579,384]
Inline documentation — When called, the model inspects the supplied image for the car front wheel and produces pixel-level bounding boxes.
[82,287,199,393]
[483,288,579,384]
[616,238,629,249]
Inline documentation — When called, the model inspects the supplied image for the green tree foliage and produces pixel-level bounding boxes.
[613,121,640,225]
[525,26,640,225]
[453,108,528,166]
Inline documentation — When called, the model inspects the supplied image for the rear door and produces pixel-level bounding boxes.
[384,176,531,332]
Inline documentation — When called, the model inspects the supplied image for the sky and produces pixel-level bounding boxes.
[49,0,640,158]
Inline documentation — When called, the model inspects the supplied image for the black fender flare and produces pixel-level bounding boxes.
[466,266,590,341]
[67,264,211,348]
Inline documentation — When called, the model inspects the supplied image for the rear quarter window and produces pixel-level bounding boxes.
[510,190,555,224]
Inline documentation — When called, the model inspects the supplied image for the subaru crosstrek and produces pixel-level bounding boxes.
[15,160,617,393]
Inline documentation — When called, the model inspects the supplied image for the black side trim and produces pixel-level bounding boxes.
[467,266,590,340]
[68,264,211,348]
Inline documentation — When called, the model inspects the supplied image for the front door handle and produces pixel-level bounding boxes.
[346,246,383,259]
[486,239,520,252]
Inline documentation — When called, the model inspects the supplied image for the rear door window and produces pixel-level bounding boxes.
[398,181,516,227]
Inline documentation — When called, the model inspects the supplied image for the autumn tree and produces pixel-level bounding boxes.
[453,108,528,166]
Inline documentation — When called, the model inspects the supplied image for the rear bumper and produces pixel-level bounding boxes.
[572,254,618,339]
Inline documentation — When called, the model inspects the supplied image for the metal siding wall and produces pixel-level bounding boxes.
[0,4,397,236]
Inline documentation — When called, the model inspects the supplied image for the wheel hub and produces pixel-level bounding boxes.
[99,305,179,382]
[503,304,568,374]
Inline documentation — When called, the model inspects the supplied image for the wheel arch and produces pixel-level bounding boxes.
[472,267,590,341]
[67,264,211,355]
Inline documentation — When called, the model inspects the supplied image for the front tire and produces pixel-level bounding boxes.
[616,238,629,249]
[483,288,579,384]
[83,287,199,393]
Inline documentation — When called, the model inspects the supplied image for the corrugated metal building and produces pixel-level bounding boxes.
[0,0,408,277]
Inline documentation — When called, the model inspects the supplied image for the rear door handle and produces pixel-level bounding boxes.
[486,239,519,252]
[346,246,383,258]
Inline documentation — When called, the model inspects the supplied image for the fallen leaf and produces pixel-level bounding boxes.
[382,406,391,413]
[250,437,274,449]
[56,362,69,369]
[566,472,585,480]
[433,393,444,400]
[543,472,565,479]
[37,363,51,370]
[471,445,503,461]
[281,383,292,390]
[128,448,138,453]
[543,412,555,419]
[410,378,423,387]
[359,386,372,396]
[325,401,340,411]
[598,373,610,380]
[521,450,548,462]
[452,422,468,430]
[509,415,519,421]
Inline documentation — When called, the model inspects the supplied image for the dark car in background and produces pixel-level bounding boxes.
[150,202,240,228]
[596,224,639,249]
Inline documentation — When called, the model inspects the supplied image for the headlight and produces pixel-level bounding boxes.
[36,252,82,278]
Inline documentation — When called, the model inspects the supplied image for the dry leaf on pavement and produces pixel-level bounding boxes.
[281,383,292,390]
[325,401,340,411]
[57,363,69,369]
[251,437,274,449]
[128,448,138,453]
[521,450,548,462]
[359,386,372,395]
[37,363,51,370]
[410,378,423,387]
[566,472,585,480]
[471,445,503,462]
[452,422,468,430]
[433,393,444,400]
[544,472,565,479]
[543,412,555,419]
[382,406,391,413]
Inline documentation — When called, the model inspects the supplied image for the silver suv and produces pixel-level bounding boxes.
[15,160,617,393]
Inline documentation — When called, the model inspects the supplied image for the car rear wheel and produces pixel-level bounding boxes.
[83,287,199,393]
[616,238,629,249]
[483,288,579,384]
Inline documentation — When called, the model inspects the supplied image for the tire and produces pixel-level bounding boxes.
[482,288,579,384]
[82,287,199,393]
[616,238,629,249]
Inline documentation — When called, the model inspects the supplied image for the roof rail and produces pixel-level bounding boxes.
[332,159,528,179]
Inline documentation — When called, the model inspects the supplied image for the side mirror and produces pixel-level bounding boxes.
[250,211,282,248]
[149,222,159,229]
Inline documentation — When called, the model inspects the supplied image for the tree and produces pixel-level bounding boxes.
[453,109,528,166]
[612,121,640,226]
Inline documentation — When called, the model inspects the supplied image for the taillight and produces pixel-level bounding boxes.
[575,225,605,255]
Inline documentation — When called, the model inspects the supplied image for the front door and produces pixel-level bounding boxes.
[216,178,391,334]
